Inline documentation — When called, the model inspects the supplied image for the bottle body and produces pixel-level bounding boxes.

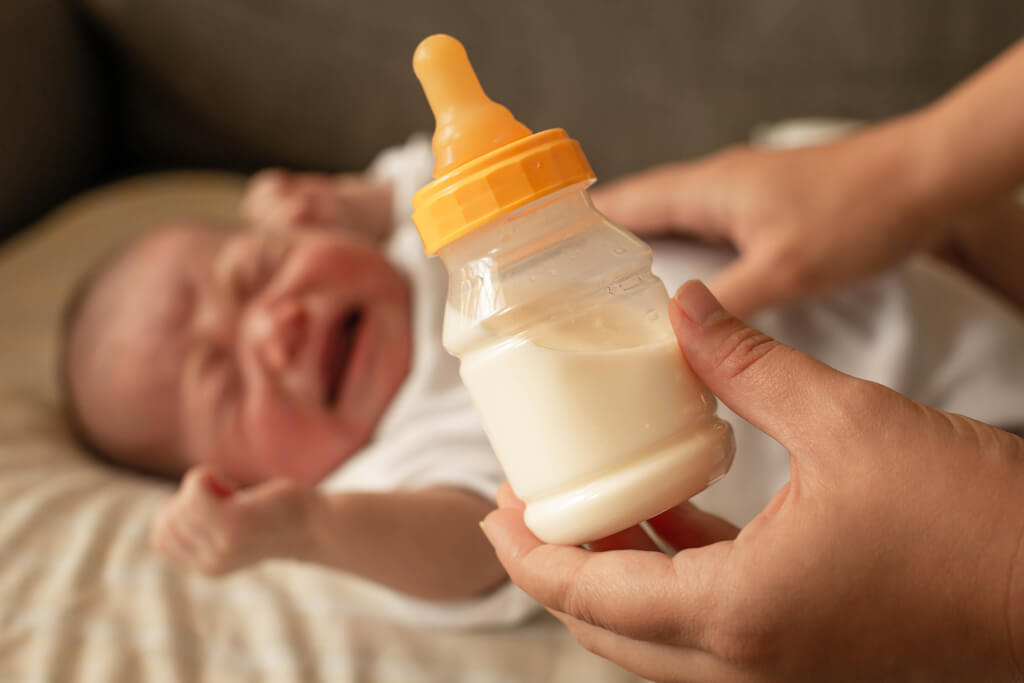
[440,185,734,545]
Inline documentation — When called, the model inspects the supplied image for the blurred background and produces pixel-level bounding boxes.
[3,0,1023,241]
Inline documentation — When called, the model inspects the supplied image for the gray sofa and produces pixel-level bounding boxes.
[3,0,1023,240]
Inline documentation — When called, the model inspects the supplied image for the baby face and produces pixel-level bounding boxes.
[69,224,412,486]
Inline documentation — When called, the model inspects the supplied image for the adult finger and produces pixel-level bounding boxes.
[497,482,658,550]
[550,609,728,683]
[481,506,727,645]
[495,483,657,550]
[669,280,864,456]
[646,503,739,553]
[590,164,724,241]
[586,524,660,552]
[494,482,525,511]
[707,254,795,319]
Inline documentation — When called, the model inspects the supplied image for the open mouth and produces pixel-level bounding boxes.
[323,309,363,407]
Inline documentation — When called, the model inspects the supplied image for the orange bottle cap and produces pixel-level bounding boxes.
[410,35,595,255]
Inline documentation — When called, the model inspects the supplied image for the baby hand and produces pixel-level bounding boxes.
[241,169,393,241]
[150,465,318,577]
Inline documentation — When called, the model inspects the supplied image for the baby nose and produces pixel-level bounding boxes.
[245,298,308,370]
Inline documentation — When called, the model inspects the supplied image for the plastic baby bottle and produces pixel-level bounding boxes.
[410,35,735,545]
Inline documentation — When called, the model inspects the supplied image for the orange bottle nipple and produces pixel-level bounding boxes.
[413,34,532,178]
[410,34,595,255]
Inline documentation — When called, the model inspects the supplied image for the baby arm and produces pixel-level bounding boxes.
[303,486,507,600]
[151,466,507,601]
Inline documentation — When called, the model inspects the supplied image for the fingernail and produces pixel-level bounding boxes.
[673,280,726,326]
[480,515,521,560]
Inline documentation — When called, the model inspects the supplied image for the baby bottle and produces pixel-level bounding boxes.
[410,35,735,545]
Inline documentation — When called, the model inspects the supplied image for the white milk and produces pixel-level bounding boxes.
[453,303,734,545]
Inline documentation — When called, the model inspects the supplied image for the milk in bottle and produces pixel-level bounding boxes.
[410,35,735,545]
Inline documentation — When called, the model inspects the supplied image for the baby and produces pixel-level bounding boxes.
[63,133,1024,624]
[63,138,538,626]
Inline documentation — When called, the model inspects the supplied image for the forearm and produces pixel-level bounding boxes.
[938,195,1024,311]
[873,38,1024,310]
[913,38,1024,215]
[300,487,507,601]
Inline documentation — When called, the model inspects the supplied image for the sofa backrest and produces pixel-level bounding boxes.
[79,0,1024,178]
[4,1,1023,239]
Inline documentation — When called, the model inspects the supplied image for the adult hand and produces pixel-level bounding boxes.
[482,281,1024,682]
[591,116,952,318]
[150,465,316,576]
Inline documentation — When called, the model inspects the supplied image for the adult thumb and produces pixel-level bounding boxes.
[669,280,862,455]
